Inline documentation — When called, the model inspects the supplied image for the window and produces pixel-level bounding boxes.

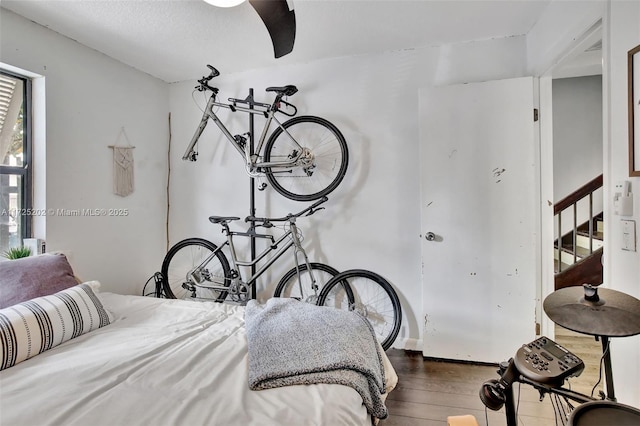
[0,70,32,254]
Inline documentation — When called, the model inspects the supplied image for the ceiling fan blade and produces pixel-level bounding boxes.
[249,0,296,58]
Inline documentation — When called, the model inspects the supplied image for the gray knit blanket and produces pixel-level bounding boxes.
[245,298,388,419]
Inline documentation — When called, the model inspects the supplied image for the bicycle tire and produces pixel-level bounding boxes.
[264,115,349,202]
[273,262,340,303]
[161,238,231,301]
[317,269,402,351]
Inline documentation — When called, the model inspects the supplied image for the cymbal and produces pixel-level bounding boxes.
[544,285,640,337]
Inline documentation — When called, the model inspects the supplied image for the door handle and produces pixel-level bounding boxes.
[425,232,436,241]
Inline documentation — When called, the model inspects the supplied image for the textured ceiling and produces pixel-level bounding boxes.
[2,0,553,83]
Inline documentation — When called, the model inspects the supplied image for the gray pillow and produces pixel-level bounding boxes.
[0,253,79,309]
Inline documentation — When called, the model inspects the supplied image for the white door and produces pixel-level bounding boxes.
[420,77,538,363]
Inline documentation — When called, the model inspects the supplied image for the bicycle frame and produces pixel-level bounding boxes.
[189,218,314,298]
[182,93,305,171]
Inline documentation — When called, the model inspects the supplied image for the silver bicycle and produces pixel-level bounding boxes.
[161,196,339,304]
[183,65,349,202]
[161,196,402,350]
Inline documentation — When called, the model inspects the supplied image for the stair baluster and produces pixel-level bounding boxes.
[553,174,603,290]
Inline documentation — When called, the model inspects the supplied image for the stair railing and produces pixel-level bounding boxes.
[554,174,603,273]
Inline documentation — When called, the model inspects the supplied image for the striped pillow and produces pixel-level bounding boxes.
[0,281,112,370]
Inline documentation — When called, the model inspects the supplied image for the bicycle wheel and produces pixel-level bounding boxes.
[264,115,348,202]
[161,238,231,301]
[273,262,340,303]
[317,269,402,351]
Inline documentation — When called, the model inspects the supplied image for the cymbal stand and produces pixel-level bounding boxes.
[598,335,615,400]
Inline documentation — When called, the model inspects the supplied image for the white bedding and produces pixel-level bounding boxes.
[0,293,397,426]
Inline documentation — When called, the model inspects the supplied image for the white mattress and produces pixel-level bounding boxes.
[0,293,397,426]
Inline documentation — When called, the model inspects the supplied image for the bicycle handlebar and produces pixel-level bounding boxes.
[196,65,220,92]
[206,64,219,78]
[195,65,299,119]
[245,196,329,224]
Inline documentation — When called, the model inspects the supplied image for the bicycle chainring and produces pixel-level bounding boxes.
[229,280,249,303]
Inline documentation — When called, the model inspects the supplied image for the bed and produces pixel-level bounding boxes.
[0,254,397,426]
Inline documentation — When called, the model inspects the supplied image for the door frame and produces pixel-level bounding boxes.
[537,19,604,339]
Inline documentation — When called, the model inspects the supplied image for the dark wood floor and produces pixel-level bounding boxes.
[380,345,602,426]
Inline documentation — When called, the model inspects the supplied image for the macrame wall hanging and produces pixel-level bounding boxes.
[108,127,135,197]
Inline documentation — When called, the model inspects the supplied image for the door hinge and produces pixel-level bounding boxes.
[533,108,539,122]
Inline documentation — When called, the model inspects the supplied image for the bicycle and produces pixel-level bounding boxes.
[317,269,402,351]
[161,196,340,304]
[183,65,349,202]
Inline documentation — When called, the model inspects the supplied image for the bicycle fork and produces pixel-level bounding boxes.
[290,223,319,301]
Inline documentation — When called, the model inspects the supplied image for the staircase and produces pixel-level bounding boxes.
[554,175,604,290]
[551,175,606,397]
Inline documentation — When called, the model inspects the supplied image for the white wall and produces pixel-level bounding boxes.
[553,75,603,201]
[527,1,604,76]
[0,9,169,295]
[604,0,640,408]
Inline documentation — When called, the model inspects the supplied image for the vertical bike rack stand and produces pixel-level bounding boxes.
[247,88,257,300]
[230,88,261,300]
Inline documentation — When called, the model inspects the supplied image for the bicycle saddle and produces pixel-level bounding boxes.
[209,216,240,224]
[266,85,298,97]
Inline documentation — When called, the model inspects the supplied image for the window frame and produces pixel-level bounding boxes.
[0,69,33,242]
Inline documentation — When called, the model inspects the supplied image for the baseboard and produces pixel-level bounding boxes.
[392,337,423,351]
[390,338,500,367]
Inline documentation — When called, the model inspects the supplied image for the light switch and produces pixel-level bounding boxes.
[621,220,637,252]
